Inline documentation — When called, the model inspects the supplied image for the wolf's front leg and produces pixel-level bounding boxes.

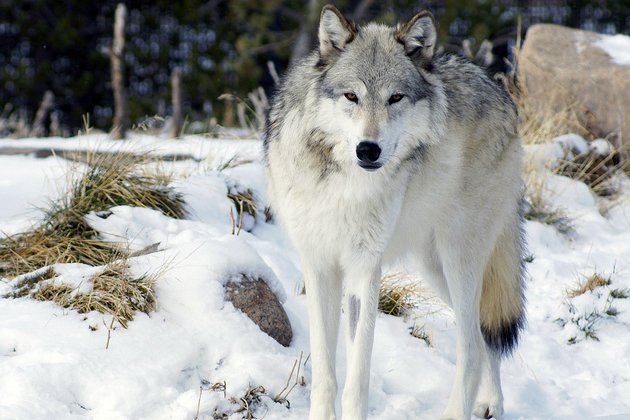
[303,261,343,420]
[340,263,382,420]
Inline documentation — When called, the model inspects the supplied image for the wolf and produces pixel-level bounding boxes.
[263,5,526,420]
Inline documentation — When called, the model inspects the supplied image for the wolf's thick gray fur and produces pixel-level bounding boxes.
[263,5,525,420]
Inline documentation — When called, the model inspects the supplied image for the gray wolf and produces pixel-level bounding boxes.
[263,5,526,420]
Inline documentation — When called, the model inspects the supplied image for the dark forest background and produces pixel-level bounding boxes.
[1,0,629,136]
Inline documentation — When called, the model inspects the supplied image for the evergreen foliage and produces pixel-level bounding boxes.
[1,0,628,135]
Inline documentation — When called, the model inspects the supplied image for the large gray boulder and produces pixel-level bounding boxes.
[519,24,630,147]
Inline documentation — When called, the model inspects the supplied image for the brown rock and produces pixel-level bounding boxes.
[224,276,292,347]
[519,24,630,147]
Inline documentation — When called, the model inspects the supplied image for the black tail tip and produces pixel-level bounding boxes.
[481,315,526,356]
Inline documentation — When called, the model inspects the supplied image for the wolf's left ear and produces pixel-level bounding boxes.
[318,5,357,60]
[396,11,437,67]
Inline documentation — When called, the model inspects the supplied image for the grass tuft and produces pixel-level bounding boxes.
[508,43,630,230]
[408,322,432,347]
[60,150,188,220]
[0,229,121,278]
[378,272,448,320]
[378,274,420,318]
[0,150,186,279]
[228,188,257,220]
[4,252,158,329]
[1,148,180,327]
[566,272,612,299]
[557,268,628,344]
[522,196,575,236]
[501,61,579,234]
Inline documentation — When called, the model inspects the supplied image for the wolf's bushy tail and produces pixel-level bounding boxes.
[479,220,527,356]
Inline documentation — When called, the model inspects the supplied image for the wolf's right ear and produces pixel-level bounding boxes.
[396,11,437,68]
[318,5,356,61]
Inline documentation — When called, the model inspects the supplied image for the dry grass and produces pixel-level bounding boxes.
[227,187,258,235]
[64,260,156,328]
[378,272,448,319]
[0,224,122,278]
[212,154,254,172]
[378,274,421,318]
[4,266,57,298]
[506,44,630,232]
[4,258,158,329]
[1,147,181,327]
[0,149,186,279]
[58,150,187,220]
[378,272,451,347]
[502,71,578,232]
[227,188,257,220]
[556,146,627,198]
[566,272,612,299]
[558,268,628,344]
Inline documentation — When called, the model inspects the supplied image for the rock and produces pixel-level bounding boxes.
[224,275,292,347]
[519,24,630,147]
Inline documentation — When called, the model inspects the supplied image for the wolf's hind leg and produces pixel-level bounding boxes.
[303,261,343,420]
[473,347,504,419]
[440,276,485,420]
[437,238,486,420]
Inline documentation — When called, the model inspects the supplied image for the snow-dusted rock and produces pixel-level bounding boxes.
[519,24,630,147]
[224,275,293,347]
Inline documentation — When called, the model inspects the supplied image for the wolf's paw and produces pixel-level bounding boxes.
[473,402,503,419]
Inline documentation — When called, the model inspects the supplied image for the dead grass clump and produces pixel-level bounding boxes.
[227,187,258,235]
[558,269,628,344]
[16,259,157,329]
[555,143,629,198]
[0,149,186,279]
[507,42,630,228]
[378,272,445,319]
[59,150,187,220]
[500,63,580,234]
[71,263,156,328]
[0,227,121,278]
[409,322,433,346]
[566,272,612,299]
[378,274,420,318]
[4,266,57,298]
[522,196,575,236]
[228,188,257,220]
[1,149,179,329]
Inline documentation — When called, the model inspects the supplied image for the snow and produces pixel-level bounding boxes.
[594,33,630,65]
[1,134,630,419]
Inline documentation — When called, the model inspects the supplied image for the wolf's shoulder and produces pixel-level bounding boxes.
[432,54,503,92]
[431,53,516,118]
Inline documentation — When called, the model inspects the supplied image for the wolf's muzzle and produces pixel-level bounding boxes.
[356,141,382,171]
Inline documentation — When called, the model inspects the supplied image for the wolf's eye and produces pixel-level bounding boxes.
[388,94,404,104]
[344,93,358,103]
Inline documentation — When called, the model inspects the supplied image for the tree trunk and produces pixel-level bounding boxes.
[30,90,55,137]
[222,93,235,128]
[110,3,128,140]
[169,67,183,138]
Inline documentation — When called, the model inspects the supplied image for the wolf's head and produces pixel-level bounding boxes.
[315,5,441,172]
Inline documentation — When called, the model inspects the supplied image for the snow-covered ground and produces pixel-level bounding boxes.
[1,133,630,420]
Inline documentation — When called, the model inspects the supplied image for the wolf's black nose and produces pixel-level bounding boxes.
[356,141,381,163]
